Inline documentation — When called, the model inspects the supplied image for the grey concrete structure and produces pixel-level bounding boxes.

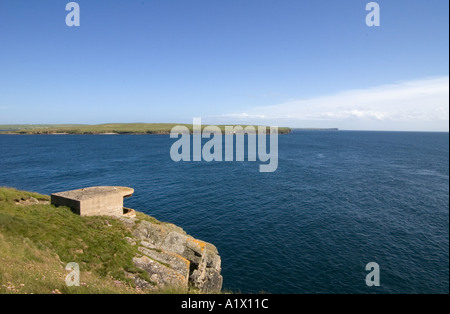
[51,186,134,217]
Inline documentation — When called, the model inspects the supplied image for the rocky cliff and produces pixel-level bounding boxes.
[49,186,223,293]
[120,216,223,293]
[0,187,223,294]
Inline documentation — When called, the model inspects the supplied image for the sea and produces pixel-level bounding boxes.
[0,130,448,294]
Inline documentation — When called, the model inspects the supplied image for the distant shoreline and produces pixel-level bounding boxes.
[0,123,293,135]
[291,128,339,131]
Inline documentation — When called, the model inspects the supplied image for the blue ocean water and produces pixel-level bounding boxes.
[0,131,448,294]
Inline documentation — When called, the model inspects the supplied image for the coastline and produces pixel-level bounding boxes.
[0,123,293,135]
[0,187,223,294]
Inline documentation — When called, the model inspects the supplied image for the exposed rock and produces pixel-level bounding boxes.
[138,246,190,281]
[119,217,137,228]
[133,255,188,290]
[124,216,223,293]
[187,241,223,293]
[162,231,189,255]
[125,236,136,246]
[15,197,50,206]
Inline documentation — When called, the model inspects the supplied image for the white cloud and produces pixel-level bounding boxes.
[220,112,268,119]
[216,76,449,131]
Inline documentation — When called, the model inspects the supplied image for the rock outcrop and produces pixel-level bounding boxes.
[120,216,223,293]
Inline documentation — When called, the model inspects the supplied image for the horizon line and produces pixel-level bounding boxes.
[0,122,448,133]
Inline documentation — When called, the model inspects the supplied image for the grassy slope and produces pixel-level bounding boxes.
[0,123,292,135]
[0,187,180,294]
[0,124,86,130]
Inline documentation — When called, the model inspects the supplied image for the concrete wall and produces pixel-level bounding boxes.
[51,186,134,217]
[51,195,81,215]
[80,194,124,217]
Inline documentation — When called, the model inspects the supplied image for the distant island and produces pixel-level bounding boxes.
[291,128,339,131]
[0,123,292,135]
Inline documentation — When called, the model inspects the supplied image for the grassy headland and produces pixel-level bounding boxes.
[0,123,292,135]
[0,187,191,294]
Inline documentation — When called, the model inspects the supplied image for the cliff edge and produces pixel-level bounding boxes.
[125,215,222,292]
[0,187,222,294]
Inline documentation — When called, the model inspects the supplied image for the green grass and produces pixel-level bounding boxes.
[0,124,86,130]
[0,123,292,135]
[0,187,168,294]
[0,187,236,294]
[0,233,141,294]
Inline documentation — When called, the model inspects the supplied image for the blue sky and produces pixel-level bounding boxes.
[0,0,448,131]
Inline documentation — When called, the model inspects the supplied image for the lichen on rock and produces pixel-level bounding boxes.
[120,216,223,293]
